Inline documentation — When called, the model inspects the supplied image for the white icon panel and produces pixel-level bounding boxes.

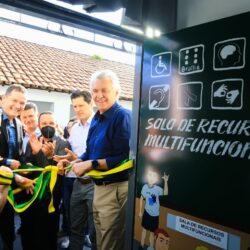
[149,85,170,110]
[177,82,203,110]
[151,52,172,78]
[213,37,246,71]
[179,45,204,75]
[211,79,243,110]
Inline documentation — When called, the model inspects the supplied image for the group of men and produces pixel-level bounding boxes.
[0,69,131,250]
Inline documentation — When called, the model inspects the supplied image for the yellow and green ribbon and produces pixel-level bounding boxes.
[85,159,133,179]
[7,165,58,213]
[0,159,133,213]
[0,170,13,185]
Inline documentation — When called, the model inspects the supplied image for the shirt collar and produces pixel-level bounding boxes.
[87,113,95,124]
[24,128,40,137]
[2,111,14,124]
[79,113,94,127]
[2,111,9,121]
[35,128,41,136]
[94,102,120,119]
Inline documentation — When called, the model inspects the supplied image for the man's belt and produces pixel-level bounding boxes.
[77,178,93,185]
[94,178,128,186]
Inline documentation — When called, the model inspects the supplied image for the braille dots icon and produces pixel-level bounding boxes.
[184,50,189,65]
[179,44,204,75]
[184,48,198,65]
[194,48,198,64]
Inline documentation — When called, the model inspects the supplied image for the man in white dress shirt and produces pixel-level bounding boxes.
[56,90,96,250]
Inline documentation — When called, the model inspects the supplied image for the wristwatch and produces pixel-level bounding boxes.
[91,160,99,170]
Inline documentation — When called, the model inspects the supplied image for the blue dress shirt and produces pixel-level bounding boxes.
[80,102,131,171]
[2,112,17,166]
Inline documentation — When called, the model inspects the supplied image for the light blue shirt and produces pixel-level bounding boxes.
[22,128,41,153]
[2,112,16,165]
[141,184,163,216]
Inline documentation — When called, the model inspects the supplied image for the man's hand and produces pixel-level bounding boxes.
[57,158,82,175]
[10,160,21,170]
[57,159,70,168]
[0,166,12,173]
[29,133,43,155]
[57,159,71,175]
[53,148,78,162]
[71,160,92,177]
[14,174,34,194]
[42,141,55,159]
[0,167,12,212]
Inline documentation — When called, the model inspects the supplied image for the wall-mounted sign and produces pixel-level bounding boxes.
[133,12,250,250]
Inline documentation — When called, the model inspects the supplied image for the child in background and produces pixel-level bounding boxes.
[139,166,169,249]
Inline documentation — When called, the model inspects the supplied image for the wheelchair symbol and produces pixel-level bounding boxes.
[151,52,172,78]
[155,56,168,74]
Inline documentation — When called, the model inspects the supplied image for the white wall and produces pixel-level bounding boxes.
[177,0,250,30]
[119,100,132,110]
[27,89,72,126]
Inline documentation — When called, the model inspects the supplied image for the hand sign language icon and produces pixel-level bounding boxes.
[212,79,243,110]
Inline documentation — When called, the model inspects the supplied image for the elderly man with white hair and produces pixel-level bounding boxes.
[70,70,131,250]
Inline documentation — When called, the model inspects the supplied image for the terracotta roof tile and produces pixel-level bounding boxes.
[0,75,7,81]
[0,36,134,100]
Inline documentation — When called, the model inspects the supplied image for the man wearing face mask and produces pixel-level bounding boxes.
[22,111,71,250]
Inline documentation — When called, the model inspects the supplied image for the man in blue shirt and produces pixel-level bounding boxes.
[71,70,131,250]
[0,84,27,250]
